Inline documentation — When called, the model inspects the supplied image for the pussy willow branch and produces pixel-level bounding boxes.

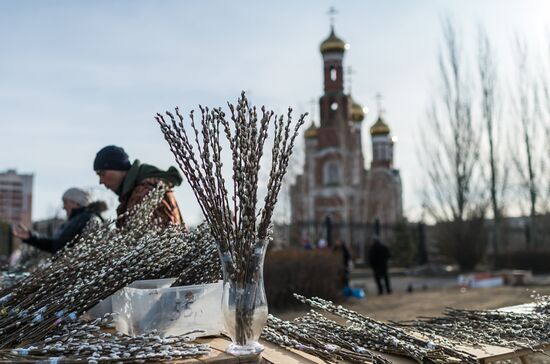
[398,306,550,351]
[0,186,220,349]
[156,91,306,278]
[2,314,209,362]
[263,314,393,364]
[292,295,477,364]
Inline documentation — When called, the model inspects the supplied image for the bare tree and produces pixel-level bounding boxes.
[419,20,486,270]
[477,27,508,254]
[510,37,547,248]
[274,130,304,224]
[540,37,550,214]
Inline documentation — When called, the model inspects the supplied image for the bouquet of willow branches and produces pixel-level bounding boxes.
[0,186,220,352]
[156,92,305,347]
[156,92,305,276]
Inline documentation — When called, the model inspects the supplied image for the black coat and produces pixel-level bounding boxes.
[368,241,390,272]
[334,244,351,269]
[24,202,104,254]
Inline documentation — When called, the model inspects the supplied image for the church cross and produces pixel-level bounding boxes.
[327,6,338,28]
[375,92,385,116]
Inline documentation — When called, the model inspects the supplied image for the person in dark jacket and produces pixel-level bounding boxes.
[367,236,392,295]
[333,239,351,288]
[13,188,106,254]
[93,145,184,228]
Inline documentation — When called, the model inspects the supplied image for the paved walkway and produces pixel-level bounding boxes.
[351,268,550,296]
[350,270,456,295]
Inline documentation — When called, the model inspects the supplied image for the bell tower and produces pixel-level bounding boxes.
[319,10,349,129]
[321,27,345,93]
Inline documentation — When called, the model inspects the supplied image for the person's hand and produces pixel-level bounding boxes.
[12,224,30,240]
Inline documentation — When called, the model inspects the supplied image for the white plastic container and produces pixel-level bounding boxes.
[84,280,176,319]
[85,296,114,319]
[112,279,223,338]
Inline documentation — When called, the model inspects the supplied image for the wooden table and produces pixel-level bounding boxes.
[178,336,423,363]
[179,336,550,363]
[134,300,550,363]
[105,302,550,363]
[178,336,325,363]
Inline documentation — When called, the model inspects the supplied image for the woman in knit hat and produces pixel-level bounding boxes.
[13,187,106,254]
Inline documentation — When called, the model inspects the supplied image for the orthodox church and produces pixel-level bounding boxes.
[290,26,403,250]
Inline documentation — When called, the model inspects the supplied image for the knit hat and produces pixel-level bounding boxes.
[93,145,131,171]
[62,188,92,207]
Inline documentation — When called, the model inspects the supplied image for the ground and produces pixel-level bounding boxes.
[345,285,550,322]
[279,278,550,322]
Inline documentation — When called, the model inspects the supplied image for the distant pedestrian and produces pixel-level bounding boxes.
[367,236,392,295]
[333,239,351,288]
[13,188,106,254]
[302,237,313,250]
[93,145,184,228]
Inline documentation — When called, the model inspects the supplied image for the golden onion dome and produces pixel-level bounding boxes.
[350,100,365,122]
[320,27,348,54]
[304,122,319,138]
[370,115,390,135]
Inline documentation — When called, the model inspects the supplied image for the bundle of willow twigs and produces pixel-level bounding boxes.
[533,292,550,315]
[398,306,550,350]
[263,314,393,363]
[262,295,477,364]
[169,225,221,287]
[156,92,306,345]
[155,91,306,280]
[0,313,209,363]
[0,271,30,290]
[0,186,220,350]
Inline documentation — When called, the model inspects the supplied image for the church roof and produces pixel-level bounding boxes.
[320,27,348,54]
[350,99,365,122]
[304,122,319,138]
[370,115,391,135]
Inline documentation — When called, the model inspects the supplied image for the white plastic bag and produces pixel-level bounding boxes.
[112,279,223,338]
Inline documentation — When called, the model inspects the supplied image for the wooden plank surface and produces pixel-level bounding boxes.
[260,339,325,364]
[102,303,550,364]
[177,336,550,363]
[179,336,431,363]
[177,336,325,363]
[474,343,550,363]
[177,336,258,363]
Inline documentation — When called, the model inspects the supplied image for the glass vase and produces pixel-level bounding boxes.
[218,241,268,356]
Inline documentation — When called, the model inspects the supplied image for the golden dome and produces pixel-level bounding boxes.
[304,122,318,138]
[320,27,347,54]
[370,116,390,135]
[350,100,365,122]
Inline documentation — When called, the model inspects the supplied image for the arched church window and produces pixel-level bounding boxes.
[324,161,341,186]
[330,66,337,81]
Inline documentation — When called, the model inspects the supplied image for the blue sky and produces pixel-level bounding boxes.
[1,0,549,225]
